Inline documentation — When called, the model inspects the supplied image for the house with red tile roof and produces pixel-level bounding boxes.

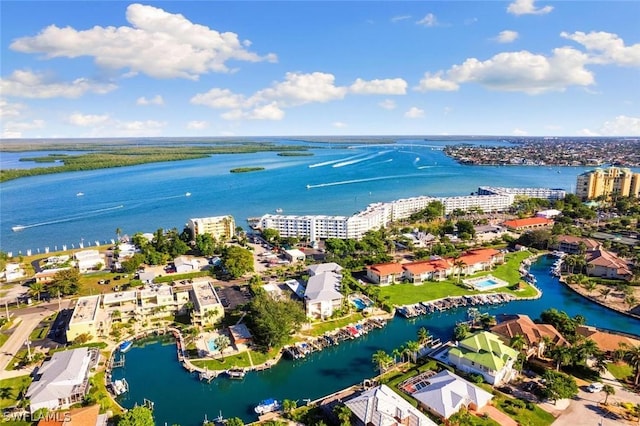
[366,262,405,286]
[553,235,600,254]
[585,248,632,280]
[457,248,505,275]
[402,258,453,284]
[37,405,107,426]
[490,314,568,359]
[502,217,553,231]
[576,325,640,353]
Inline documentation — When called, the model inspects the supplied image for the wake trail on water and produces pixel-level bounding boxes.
[306,173,430,189]
[13,205,124,230]
[308,152,370,168]
[332,151,391,168]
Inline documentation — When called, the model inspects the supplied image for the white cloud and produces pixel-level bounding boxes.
[0,99,26,118]
[578,128,600,137]
[114,120,166,135]
[0,69,116,99]
[333,121,348,128]
[66,112,110,126]
[136,95,164,106]
[349,78,407,95]
[249,102,284,120]
[418,47,594,94]
[391,15,411,23]
[443,106,453,115]
[378,99,397,110]
[2,119,45,138]
[10,3,277,79]
[561,31,640,67]
[507,0,553,16]
[191,88,246,109]
[416,13,438,27]
[416,13,439,27]
[253,72,348,106]
[495,30,519,44]
[404,107,425,118]
[187,120,209,130]
[599,115,640,136]
[512,128,528,136]
[416,72,459,92]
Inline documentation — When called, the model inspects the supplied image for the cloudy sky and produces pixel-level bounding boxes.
[1,1,639,138]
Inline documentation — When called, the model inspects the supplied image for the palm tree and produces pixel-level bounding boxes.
[29,282,44,302]
[214,335,231,361]
[510,334,527,353]
[602,384,615,405]
[282,399,297,414]
[417,327,431,345]
[372,350,390,374]
[625,295,638,310]
[405,340,420,364]
[599,287,612,301]
[115,227,122,241]
[454,259,466,284]
[583,281,597,294]
[550,345,573,371]
[334,405,352,426]
[624,345,640,386]
[391,348,402,365]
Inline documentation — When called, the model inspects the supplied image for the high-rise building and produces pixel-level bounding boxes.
[576,167,640,200]
[187,215,235,241]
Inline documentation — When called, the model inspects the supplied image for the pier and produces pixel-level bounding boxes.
[396,293,516,318]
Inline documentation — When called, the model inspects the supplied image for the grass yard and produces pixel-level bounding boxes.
[0,375,32,410]
[87,372,124,415]
[300,313,365,337]
[29,313,56,341]
[493,394,556,426]
[606,361,633,382]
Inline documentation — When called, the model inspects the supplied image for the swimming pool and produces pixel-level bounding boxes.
[463,275,509,291]
[474,279,499,289]
[207,339,217,352]
[352,298,369,310]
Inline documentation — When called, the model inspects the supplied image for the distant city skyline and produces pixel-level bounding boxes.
[1,0,639,138]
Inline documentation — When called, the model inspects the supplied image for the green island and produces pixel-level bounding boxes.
[229,167,265,173]
[0,141,310,183]
[277,151,314,157]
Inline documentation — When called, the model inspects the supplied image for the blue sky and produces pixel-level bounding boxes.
[1,1,639,138]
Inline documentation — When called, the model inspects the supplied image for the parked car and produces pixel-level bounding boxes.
[587,382,604,393]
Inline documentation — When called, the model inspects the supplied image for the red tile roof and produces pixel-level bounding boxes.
[458,248,501,265]
[503,217,553,229]
[403,259,452,274]
[491,314,567,347]
[368,262,405,276]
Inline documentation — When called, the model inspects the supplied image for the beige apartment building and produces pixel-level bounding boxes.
[187,216,235,241]
[576,167,640,200]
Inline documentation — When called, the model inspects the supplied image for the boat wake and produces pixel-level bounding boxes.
[308,152,370,168]
[306,173,431,189]
[12,205,124,231]
[332,151,391,168]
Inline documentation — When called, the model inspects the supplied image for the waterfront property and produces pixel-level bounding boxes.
[576,166,640,200]
[74,249,105,273]
[585,248,633,280]
[478,186,566,201]
[26,347,97,414]
[502,217,554,231]
[187,215,236,241]
[190,278,225,326]
[304,270,343,319]
[447,331,518,386]
[490,314,567,359]
[366,262,405,285]
[463,275,509,291]
[344,384,438,426]
[552,235,600,255]
[66,295,102,342]
[409,370,493,420]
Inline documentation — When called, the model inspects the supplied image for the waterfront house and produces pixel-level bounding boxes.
[27,348,96,414]
[345,384,438,426]
[307,262,343,276]
[36,404,107,426]
[490,314,567,359]
[304,271,343,319]
[448,331,518,386]
[2,263,25,282]
[66,295,102,342]
[457,248,504,275]
[402,259,452,284]
[502,217,553,232]
[228,324,253,346]
[576,325,640,353]
[74,250,104,272]
[366,262,405,286]
[411,370,493,420]
[553,235,599,254]
[585,248,632,280]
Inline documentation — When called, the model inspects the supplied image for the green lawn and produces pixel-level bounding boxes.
[29,314,56,341]
[300,313,365,337]
[0,375,32,410]
[86,372,124,415]
[378,251,536,306]
[606,362,633,381]
[493,394,556,426]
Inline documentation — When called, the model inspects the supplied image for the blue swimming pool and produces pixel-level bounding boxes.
[207,339,217,352]
[474,279,499,289]
[352,298,368,310]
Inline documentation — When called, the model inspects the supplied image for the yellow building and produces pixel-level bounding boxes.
[187,215,235,241]
[67,295,102,342]
[576,167,640,200]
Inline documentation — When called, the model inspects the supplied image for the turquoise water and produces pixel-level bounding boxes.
[352,298,368,310]
[111,257,640,425]
[207,339,217,352]
[2,138,619,254]
[474,278,499,289]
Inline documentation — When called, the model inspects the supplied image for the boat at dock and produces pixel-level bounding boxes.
[119,340,133,353]
[254,398,280,414]
[225,368,246,379]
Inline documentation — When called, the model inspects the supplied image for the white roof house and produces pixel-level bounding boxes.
[345,384,437,426]
[27,348,94,414]
[174,256,200,274]
[283,249,306,263]
[74,250,104,272]
[307,262,343,276]
[304,271,343,319]
[3,263,25,282]
[412,370,493,419]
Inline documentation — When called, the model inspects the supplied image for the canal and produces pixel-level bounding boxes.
[112,256,640,425]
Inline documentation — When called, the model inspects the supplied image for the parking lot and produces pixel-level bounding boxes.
[216,286,252,310]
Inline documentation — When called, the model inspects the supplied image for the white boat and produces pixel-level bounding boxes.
[119,340,133,353]
[185,192,191,197]
[76,192,84,196]
[254,398,280,414]
[11,225,25,232]
[226,367,246,379]
[275,208,283,213]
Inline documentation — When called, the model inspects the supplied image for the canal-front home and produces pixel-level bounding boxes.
[490,314,567,359]
[447,331,518,386]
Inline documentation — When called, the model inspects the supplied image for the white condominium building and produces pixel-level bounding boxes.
[439,194,513,214]
[478,186,567,201]
[389,196,437,221]
[187,215,235,241]
[260,214,350,240]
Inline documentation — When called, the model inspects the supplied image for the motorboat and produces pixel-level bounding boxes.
[254,398,280,414]
[119,340,133,353]
[226,367,246,379]
[11,225,25,232]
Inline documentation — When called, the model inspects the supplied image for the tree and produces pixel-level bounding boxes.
[29,282,44,302]
[195,234,216,257]
[214,335,230,361]
[541,370,578,403]
[117,406,154,426]
[550,345,573,371]
[453,259,466,284]
[282,399,297,414]
[510,334,527,353]
[599,287,612,301]
[51,268,81,296]
[453,323,470,341]
[372,350,391,373]
[334,404,353,426]
[226,418,244,426]
[222,246,254,278]
[261,228,280,244]
[246,292,306,350]
[417,327,431,345]
[624,345,640,386]
[405,340,420,364]
[602,384,615,405]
